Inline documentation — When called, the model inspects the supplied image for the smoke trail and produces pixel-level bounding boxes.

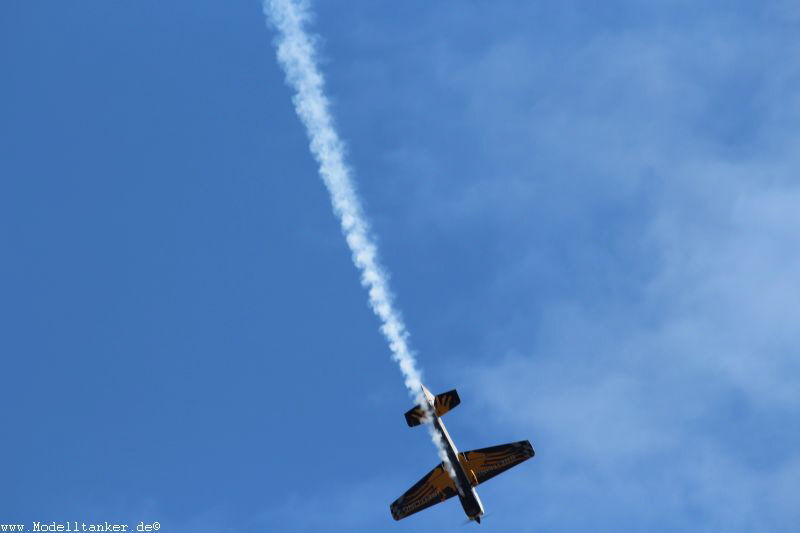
[263,0,455,476]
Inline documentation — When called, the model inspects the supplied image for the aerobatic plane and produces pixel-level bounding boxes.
[390,385,534,523]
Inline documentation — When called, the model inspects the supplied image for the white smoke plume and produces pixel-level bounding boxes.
[263,0,455,476]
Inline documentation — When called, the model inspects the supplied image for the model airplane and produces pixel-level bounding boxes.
[390,385,534,523]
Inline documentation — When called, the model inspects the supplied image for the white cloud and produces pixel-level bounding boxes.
[400,7,800,530]
[297,3,800,528]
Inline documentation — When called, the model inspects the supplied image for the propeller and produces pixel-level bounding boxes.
[461,513,491,525]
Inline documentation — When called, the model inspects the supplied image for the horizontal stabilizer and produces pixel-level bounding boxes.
[404,389,461,427]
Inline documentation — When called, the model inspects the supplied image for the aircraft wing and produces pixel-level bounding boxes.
[461,440,534,485]
[390,462,458,520]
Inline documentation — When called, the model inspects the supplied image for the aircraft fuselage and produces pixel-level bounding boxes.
[430,403,484,522]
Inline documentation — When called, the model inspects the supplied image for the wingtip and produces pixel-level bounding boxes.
[523,440,535,457]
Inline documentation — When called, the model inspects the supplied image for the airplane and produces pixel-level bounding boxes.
[390,384,535,524]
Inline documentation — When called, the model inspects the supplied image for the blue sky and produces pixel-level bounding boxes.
[2,1,799,531]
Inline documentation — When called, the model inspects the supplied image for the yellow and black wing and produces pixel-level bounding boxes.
[390,462,458,520]
[461,440,534,485]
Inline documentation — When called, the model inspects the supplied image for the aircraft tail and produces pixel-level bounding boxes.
[404,389,461,427]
